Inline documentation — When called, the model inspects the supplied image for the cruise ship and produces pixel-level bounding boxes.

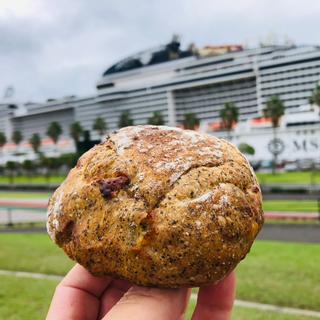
[0,37,320,163]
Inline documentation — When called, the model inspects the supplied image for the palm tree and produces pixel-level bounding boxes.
[183,113,199,130]
[47,122,63,147]
[93,117,107,139]
[0,132,7,154]
[148,111,165,125]
[70,121,84,145]
[263,95,285,174]
[219,102,239,140]
[118,111,134,128]
[310,83,320,106]
[29,133,41,154]
[12,130,22,153]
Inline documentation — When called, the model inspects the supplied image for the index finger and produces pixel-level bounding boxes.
[192,271,236,320]
[47,264,113,320]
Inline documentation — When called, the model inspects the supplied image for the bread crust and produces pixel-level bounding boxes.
[47,125,263,288]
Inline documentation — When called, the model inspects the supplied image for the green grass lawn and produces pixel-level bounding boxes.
[0,175,64,184]
[229,307,318,320]
[186,299,318,320]
[0,191,52,199]
[263,200,318,212]
[0,234,74,275]
[2,276,316,320]
[236,241,320,311]
[0,171,319,185]
[0,234,319,312]
[257,171,320,185]
[0,275,57,320]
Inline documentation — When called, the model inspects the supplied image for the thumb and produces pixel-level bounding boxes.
[103,285,191,320]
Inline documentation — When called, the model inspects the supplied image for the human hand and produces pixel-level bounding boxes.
[47,264,235,320]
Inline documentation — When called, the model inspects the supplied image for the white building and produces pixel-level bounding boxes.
[202,104,320,162]
[1,39,320,163]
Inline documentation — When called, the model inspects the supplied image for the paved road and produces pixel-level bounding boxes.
[258,223,320,243]
[263,193,320,200]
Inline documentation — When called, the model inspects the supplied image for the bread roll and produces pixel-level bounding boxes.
[47,125,263,288]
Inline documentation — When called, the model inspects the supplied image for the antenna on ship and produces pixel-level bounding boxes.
[3,86,15,100]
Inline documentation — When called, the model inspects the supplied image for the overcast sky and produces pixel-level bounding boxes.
[0,0,319,102]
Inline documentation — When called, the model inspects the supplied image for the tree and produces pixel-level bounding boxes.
[47,122,63,145]
[310,83,320,107]
[148,111,165,125]
[118,111,134,128]
[6,161,18,184]
[39,156,60,183]
[219,102,239,140]
[29,133,41,154]
[70,121,84,145]
[22,159,34,182]
[182,113,199,130]
[263,95,285,174]
[59,153,79,169]
[0,132,7,154]
[12,130,22,146]
[39,157,51,183]
[238,143,255,155]
[93,117,107,138]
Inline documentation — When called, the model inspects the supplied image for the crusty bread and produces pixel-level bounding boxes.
[47,125,263,288]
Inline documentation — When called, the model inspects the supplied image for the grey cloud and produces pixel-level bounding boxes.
[0,0,320,101]
[0,18,43,55]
